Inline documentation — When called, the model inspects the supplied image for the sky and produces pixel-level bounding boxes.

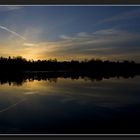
[0,6,140,62]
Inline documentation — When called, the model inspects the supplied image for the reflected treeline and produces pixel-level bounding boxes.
[0,56,139,86]
[0,71,138,86]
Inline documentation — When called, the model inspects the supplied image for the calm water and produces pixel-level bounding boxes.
[0,76,140,134]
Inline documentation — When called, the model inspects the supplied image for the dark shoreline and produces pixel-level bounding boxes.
[0,57,140,85]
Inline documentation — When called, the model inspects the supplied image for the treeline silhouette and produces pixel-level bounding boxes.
[0,56,140,74]
[0,56,139,86]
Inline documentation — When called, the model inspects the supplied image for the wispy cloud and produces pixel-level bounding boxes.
[0,6,22,12]
[37,28,140,61]
[0,27,140,61]
[93,8,140,26]
[0,25,26,40]
[23,43,36,47]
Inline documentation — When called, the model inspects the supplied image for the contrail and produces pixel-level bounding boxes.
[0,25,26,40]
[0,98,27,113]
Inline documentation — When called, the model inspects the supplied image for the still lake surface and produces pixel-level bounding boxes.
[0,75,140,134]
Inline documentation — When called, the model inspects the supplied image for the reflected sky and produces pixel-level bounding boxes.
[0,76,140,133]
[0,76,140,112]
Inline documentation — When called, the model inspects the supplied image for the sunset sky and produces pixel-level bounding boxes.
[0,6,140,61]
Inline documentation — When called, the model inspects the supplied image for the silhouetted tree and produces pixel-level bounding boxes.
[0,56,139,77]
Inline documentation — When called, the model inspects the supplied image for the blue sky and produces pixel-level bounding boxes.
[0,6,140,61]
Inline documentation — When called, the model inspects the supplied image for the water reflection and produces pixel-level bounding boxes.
[0,72,140,133]
[0,71,137,86]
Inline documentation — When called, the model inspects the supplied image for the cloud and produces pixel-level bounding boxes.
[77,32,89,37]
[0,27,140,62]
[22,26,43,42]
[93,8,140,26]
[0,6,22,12]
[37,28,140,61]
[59,35,71,39]
[0,25,26,40]
[23,43,36,47]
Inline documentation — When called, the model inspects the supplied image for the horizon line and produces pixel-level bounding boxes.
[0,56,139,63]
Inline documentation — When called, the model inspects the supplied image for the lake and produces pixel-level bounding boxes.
[0,75,140,134]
